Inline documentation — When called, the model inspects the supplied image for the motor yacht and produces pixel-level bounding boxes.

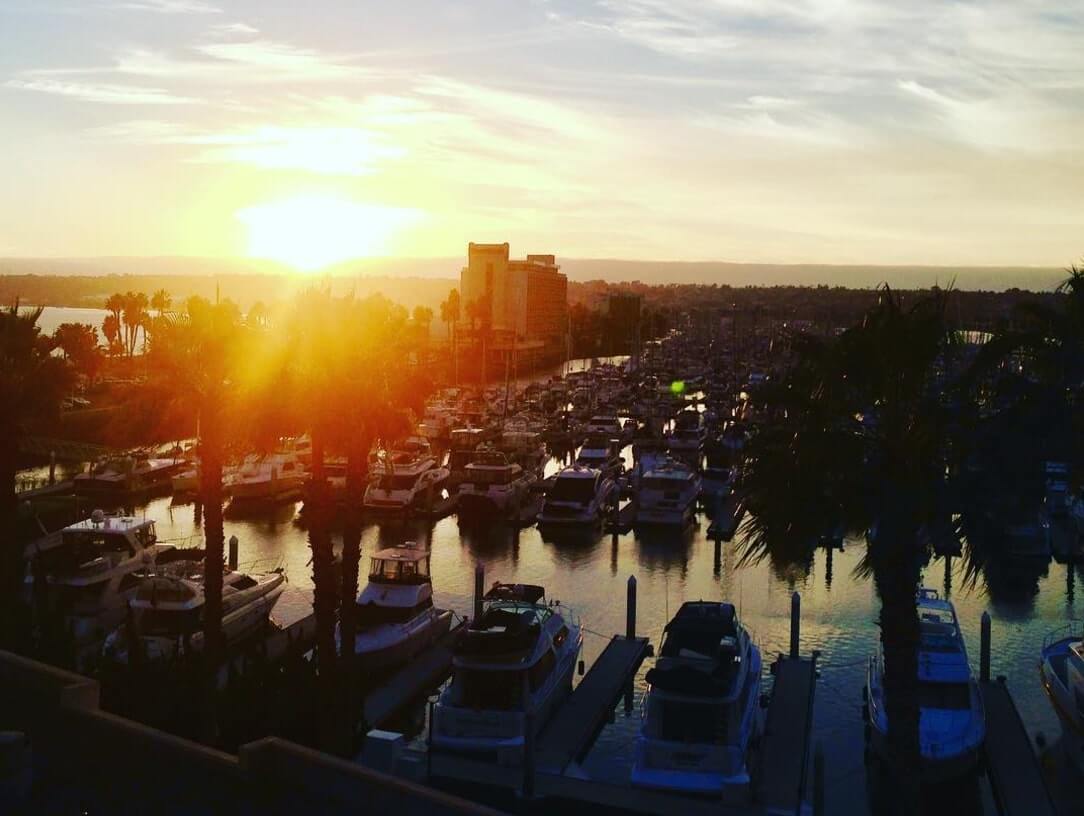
[666,411,707,456]
[1040,621,1084,771]
[102,566,285,663]
[364,437,449,513]
[575,434,624,478]
[24,511,174,664]
[337,542,452,672]
[865,588,985,779]
[229,452,307,504]
[457,450,536,520]
[432,582,582,763]
[74,455,183,496]
[636,459,701,527]
[632,601,763,798]
[538,466,617,527]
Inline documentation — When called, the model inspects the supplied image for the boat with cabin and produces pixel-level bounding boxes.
[457,450,536,520]
[364,437,450,513]
[632,601,763,798]
[538,466,617,527]
[230,452,307,504]
[865,588,985,779]
[575,434,624,478]
[74,454,184,496]
[338,542,452,672]
[1040,620,1084,771]
[431,582,582,763]
[24,511,175,664]
[636,459,701,527]
[102,565,285,663]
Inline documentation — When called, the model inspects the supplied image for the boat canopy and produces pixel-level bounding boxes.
[484,583,545,604]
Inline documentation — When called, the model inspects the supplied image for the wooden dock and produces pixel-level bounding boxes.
[758,654,818,816]
[364,618,465,728]
[535,634,651,773]
[981,677,1056,816]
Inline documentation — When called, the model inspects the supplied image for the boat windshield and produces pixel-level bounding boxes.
[454,668,525,710]
[918,681,971,710]
[549,476,597,503]
[369,556,430,582]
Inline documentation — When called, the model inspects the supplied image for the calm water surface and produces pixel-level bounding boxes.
[126,476,1078,815]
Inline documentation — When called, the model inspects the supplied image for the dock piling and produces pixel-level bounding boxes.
[473,564,484,624]
[790,592,801,659]
[228,535,239,571]
[626,576,637,640]
[980,611,991,683]
[813,742,825,816]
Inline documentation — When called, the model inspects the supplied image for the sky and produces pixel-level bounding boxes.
[2,0,1083,271]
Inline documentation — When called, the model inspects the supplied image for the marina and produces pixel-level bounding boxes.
[8,318,1084,815]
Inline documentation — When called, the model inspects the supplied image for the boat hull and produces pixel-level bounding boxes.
[352,609,453,673]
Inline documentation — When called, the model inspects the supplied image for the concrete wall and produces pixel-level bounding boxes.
[0,650,504,816]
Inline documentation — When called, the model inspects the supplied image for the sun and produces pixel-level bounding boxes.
[237,196,422,271]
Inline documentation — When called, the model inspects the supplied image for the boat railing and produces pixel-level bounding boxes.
[1043,620,1084,651]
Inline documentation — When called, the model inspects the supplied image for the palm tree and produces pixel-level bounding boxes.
[740,287,962,811]
[0,302,72,647]
[149,295,244,740]
[102,314,123,357]
[121,291,149,357]
[151,288,172,316]
[440,289,461,384]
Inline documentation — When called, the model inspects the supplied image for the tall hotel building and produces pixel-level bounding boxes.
[460,242,569,369]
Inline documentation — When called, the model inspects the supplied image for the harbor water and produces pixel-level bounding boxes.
[117,482,1075,815]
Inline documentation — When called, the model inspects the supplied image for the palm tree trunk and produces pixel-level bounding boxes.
[0,435,24,650]
[339,430,370,746]
[199,401,225,743]
[870,513,922,813]
[308,426,339,751]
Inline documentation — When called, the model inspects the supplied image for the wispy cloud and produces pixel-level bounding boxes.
[112,0,221,14]
[5,78,196,105]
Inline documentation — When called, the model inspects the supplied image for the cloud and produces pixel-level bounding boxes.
[91,120,405,174]
[208,22,259,38]
[4,78,196,105]
[112,0,220,13]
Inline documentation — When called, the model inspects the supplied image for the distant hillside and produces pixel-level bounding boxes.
[0,255,1066,293]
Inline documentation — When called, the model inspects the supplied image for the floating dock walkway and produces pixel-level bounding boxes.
[535,634,651,773]
[759,654,818,815]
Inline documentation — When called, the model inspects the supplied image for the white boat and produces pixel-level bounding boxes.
[102,566,285,663]
[632,601,763,798]
[666,412,706,455]
[74,455,183,495]
[1040,621,1084,771]
[575,434,624,477]
[636,459,701,526]
[364,437,449,513]
[457,450,536,519]
[538,465,617,527]
[24,511,174,662]
[229,452,307,503]
[337,542,452,672]
[432,582,582,763]
[865,588,985,780]
[446,428,489,490]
